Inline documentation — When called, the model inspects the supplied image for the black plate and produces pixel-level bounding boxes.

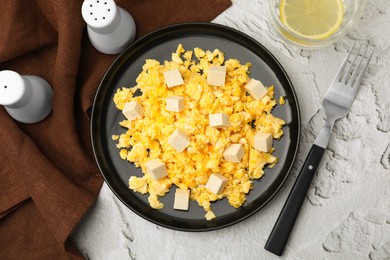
[91,22,300,231]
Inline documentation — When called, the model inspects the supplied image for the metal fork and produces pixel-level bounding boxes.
[265,43,374,256]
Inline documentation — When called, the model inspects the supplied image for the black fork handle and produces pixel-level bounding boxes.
[264,144,326,256]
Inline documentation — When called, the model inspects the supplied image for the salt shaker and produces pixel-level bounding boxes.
[81,0,136,55]
[0,70,53,124]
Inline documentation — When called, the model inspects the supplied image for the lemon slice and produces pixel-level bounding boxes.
[280,0,344,40]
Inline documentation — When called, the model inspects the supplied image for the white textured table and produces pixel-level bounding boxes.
[72,0,390,259]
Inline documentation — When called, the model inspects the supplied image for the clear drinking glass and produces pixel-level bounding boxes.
[267,0,367,48]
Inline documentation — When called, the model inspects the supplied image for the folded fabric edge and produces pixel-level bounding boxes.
[0,200,27,220]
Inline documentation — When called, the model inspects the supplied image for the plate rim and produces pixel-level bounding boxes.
[90,22,301,232]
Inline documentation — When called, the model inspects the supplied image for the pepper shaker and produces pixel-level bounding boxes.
[81,0,136,55]
[0,70,53,124]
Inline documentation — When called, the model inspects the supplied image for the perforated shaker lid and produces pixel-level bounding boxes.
[81,0,117,29]
[0,70,26,106]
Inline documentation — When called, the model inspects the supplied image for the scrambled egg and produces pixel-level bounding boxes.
[112,44,285,220]
[279,96,286,105]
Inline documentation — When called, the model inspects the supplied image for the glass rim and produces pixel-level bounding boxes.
[266,0,367,47]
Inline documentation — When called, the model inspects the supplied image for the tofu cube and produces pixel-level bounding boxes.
[145,159,167,180]
[168,129,190,152]
[244,78,268,100]
[173,189,190,211]
[166,96,184,112]
[206,173,228,194]
[122,101,143,120]
[207,66,226,86]
[164,68,184,88]
[254,132,273,152]
[209,113,230,128]
[223,144,244,163]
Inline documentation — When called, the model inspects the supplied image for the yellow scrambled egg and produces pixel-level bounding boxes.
[112,44,285,220]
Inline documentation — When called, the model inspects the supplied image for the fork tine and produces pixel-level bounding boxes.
[341,44,362,84]
[337,42,357,82]
[348,46,370,86]
[350,48,374,88]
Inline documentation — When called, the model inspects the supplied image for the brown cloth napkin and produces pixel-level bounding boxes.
[0,0,231,259]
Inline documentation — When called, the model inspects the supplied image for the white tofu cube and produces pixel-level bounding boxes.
[168,129,190,152]
[145,159,167,180]
[209,113,230,128]
[166,96,184,112]
[122,101,143,120]
[164,68,184,88]
[173,189,190,211]
[206,173,228,194]
[244,78,268,100]
[223,144,244,163]
[254,132,273,152]
[207,66,226,86]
